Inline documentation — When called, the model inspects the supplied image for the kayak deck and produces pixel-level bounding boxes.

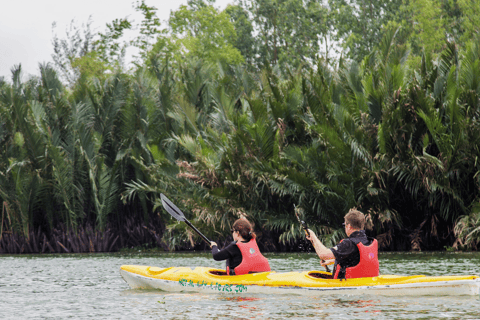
[120,265,480,296]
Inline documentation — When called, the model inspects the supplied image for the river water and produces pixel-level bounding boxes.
[1,251,479,319]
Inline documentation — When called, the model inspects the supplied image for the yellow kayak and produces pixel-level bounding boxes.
[120,265,480,296]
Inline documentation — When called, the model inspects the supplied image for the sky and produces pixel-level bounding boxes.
[0,0,233,81]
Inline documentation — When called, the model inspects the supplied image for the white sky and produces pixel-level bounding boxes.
[0,0,233,81]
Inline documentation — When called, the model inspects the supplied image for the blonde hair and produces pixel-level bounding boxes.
[344,208,365,230]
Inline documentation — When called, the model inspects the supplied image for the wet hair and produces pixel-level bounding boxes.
[344,208,365,230]
[232,219,255,241]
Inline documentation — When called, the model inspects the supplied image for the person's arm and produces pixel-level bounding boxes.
[211,241,236,261]
[306,229,335,261]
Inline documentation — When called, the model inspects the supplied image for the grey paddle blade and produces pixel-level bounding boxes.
[161,193,186,221]
[160,194,211,245]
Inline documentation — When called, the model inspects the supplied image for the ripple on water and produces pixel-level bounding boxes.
[0,252,479,319]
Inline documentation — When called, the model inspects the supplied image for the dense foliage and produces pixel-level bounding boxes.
[1,0,480,253]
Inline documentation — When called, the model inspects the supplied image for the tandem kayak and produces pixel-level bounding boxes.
[120,265,480,296]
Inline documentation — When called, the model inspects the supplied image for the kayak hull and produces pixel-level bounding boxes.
[120,265,480,296]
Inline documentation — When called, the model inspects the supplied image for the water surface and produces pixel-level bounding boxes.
[1,251,479,319]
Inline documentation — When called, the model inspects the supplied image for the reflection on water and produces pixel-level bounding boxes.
[0,252,479,319]
[222,296,262,302]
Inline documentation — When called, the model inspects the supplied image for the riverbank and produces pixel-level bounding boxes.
[0,217,168,254]
[2,226,478,254]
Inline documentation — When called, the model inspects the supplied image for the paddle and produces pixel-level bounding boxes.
[294,205,331,273]
[160,193,212,246]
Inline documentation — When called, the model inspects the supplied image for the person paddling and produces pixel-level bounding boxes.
[306,209,379,279]
[210,219,270,275]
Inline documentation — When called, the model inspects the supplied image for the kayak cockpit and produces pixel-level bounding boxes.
[209,270,228,276]
[307,271,333,279]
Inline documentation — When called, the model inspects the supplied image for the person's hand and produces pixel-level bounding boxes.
[210,241,217,248]
[321,259,335,266]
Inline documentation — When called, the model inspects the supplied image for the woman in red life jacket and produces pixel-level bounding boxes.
[210,219,270,275]
[306,209,379,279]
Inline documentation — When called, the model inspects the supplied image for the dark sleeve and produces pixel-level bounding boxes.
[211,241,238,261]
[330,239,359,267]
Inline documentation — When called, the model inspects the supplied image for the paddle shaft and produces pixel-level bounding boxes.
[299,218,331,273]
[184,219,211,246]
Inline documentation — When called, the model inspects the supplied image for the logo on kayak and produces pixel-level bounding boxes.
[369,253,375,259]
[249,248,255,255]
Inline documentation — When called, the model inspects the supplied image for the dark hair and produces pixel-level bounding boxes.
[232,219,255,241]
[344,208,365,230]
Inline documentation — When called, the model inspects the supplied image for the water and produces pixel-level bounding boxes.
[1,251,479,319]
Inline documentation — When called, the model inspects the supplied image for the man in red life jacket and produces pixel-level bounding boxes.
[307,209,379,279]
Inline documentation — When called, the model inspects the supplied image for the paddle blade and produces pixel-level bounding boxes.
[161,193,186,221]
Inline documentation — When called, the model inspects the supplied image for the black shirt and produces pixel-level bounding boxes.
[211,241,246,271]
[330,230,372,270]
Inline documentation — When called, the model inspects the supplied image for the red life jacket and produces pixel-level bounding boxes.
[334,239,379,279]
[229,238,270,275]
